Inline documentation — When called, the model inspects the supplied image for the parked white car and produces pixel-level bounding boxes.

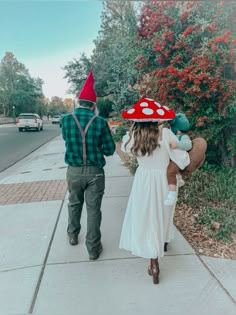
[52,115,61,124]
[17,113,43,132]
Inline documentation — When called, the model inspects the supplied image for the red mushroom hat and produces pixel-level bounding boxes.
[122,98,175,122]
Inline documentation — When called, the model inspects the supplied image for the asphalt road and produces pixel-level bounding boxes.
[0,122,62,172]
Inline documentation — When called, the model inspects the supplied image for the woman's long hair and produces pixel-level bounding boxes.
[125,122,160,156]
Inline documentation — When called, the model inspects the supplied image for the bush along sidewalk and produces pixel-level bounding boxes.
[112,125,127,143]
[178,167,236,243]
[174,167,236,259]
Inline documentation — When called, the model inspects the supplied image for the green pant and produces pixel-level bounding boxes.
[66,165,105,255]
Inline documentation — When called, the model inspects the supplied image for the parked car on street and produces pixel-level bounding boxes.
[52,115,61,124]
[17,113,43,132]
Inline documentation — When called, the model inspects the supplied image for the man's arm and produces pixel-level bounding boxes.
[101,121,116,156]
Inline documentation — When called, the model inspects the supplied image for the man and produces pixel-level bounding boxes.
[62,71,115,260]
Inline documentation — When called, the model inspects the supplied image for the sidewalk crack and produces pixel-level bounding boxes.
[28,192,66,313]
[197,254,236,305]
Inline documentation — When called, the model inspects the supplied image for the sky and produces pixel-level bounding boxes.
[0,0,103,99]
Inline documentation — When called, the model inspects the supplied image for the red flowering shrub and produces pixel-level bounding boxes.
[135,1,236,167]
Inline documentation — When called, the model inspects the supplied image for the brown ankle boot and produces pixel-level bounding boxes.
[148,258,160,284]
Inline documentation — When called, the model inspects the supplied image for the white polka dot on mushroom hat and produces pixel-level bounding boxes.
[143,108,154,115]
[163,106,170,110]
[154,102,161,107]
[127,108,135,114]
[140,102,148,107]
[157,109,165,115]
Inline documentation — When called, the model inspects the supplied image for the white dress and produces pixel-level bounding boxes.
[119,127,190,259]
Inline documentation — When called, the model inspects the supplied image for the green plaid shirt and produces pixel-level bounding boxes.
[62,108,115,168]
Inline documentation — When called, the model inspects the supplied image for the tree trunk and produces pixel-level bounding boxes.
[218,142,228,166]
[231,156,235,168]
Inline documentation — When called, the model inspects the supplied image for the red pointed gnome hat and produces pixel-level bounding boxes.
[122,98,175,122]
[78,70,96,103]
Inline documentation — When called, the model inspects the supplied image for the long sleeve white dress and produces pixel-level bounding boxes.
[119,127,190,259]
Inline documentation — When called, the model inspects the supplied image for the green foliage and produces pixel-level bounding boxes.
[178,167,236,242]
[178,167,236,207]
[64,0,140,110]
[112,125,127,142]
[96,98,113,118]
[47,96,69,116]
[63,53,91,96]
[196,207,236,242]
[102,1,140,112]
[0,52,45,116]
[128,157,138,175]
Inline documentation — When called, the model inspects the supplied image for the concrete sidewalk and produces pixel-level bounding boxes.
[0,136,235,315]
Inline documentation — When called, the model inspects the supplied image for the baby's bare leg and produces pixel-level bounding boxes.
[167,161,180,186]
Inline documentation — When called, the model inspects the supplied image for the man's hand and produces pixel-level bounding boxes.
[170,140,178,149]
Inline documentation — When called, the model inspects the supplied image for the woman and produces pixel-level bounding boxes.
[119,98,190,284]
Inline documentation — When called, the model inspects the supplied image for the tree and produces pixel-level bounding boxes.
[48,96,67,115]
[63,1,140,111]
[0,52,26,116]
[92,0,140,111]
[0,52,45,116]
[64,98,74,112]
[63,53,92,96]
